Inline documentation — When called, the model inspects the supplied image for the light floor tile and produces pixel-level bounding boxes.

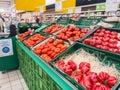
[9,75,19,81]
[10,79,21,86]
[0,70,28,90]
[0,82,11,88]
[11,84,23,90]
[8,71,17,77]
[0,87,12,90]
[0,78,9,84]
[0,72,8,79]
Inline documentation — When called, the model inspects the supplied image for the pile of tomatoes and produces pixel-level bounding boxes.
[83,29,120,53]
[43,25,63,34]
[55,60,118,90]
[23,34,46,47]
[34,38,68,62]
[57,25,89,41]
[18,29,33,41]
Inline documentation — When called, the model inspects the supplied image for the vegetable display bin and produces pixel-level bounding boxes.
[50,42,120,90]
[79,27,120,60]
[16,40,78,90]
[0,37,19,71]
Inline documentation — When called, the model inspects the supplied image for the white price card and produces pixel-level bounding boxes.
[106,0,118,11]
[55,2,62,11]
[75,7,81,13]
[40,6,44,13]
[0,39,13,57]
[68,8,73,13]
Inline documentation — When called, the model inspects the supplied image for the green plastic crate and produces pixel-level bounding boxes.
[69,19,76,24]
[50,42,120,90]
[80,27,120,59]
[76,17,101,27]
[56,17,70,25]
[22,32,49,49]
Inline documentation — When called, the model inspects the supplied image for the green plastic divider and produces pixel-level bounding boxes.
[16,40,78,90]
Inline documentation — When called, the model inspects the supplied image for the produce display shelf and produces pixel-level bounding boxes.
[16,40,78,90]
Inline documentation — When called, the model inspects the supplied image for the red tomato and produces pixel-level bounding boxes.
[83,38,91,44]
[95,39,102,45]
[92,83,110,90]
[107,76,118,87]
[103,37,110,42]
[99,72,110,84]
[104,30,111,34]
[83,76,92,90]
[67,60,77,71]
[111,31,118,35]
[98,33,104,37]
[79,62,90,74]
[87,72,100,84]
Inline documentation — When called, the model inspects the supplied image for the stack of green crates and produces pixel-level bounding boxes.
[56,17,70,25]
[76,17,101,27]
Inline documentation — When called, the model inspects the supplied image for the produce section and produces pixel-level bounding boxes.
[1,0,120,90]
[15,17,120,90]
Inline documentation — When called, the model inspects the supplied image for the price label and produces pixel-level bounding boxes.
[106,0,118,11]
[0,39,13,57]
[40,6,44,13]
[75,7,81,13]
[68,8,73,13]
[55,2,62,11]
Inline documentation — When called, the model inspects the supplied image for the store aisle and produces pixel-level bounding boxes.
[0,70,29,90]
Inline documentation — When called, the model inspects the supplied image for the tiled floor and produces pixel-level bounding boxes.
[0,69,29,90]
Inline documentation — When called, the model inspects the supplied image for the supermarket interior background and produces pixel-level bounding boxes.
[0,0,120,90]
